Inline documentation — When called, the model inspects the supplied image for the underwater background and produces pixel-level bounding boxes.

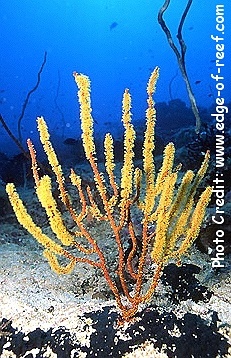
[0,0,230,160]
[0,2,231,356]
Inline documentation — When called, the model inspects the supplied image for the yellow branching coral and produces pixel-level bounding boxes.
[6,67,212,324]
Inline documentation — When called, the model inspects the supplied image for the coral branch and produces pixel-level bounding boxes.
[18,51,47,143]
[158,0,201,133]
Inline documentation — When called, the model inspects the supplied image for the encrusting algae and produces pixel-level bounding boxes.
[6,67,212,323]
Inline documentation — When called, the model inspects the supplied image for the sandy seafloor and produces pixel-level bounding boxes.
[0,182,230,358]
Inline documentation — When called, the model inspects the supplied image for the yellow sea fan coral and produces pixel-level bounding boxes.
[6,67,212,324]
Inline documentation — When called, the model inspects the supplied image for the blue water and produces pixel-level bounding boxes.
[0,0,230,156]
